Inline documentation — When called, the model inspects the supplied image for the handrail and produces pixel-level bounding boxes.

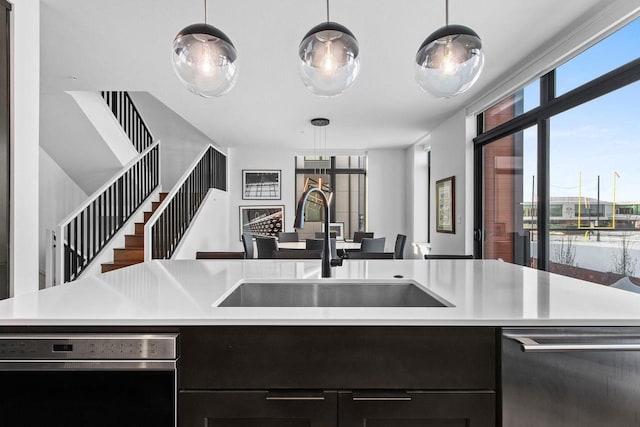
[144,144,227,260]
[58,141,160,228]
[56,141,160,284]
[101,91,153,153]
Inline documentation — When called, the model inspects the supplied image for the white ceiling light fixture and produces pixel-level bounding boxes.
[172,0,238,97]
[298,0,360,97]
[415,0,484,98]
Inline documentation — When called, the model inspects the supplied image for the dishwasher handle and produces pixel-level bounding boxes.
[504,333,640,353]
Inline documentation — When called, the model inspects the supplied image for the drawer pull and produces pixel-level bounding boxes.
[352,392,412,401]
[266,391,325,401]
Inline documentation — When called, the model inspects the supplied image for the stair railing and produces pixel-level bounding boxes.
[56,141,160,284]
[101,91,154,153]
[145,144,226,260]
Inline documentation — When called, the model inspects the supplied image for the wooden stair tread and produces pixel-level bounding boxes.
[125,234,144,248]
[101,260,143,273]
[102,192,168,275]
[114,247,144,262]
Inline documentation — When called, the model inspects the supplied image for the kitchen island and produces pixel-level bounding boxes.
[1,260,639,427]
[0,259,638,325]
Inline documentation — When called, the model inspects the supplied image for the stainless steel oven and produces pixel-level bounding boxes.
[0,334,177,427]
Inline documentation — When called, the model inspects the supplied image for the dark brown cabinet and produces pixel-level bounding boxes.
[178,326,499,427]
[179,390,337,427]
[339,391,495,427]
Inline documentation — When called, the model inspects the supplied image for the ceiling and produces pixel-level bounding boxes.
[40,0,607,151]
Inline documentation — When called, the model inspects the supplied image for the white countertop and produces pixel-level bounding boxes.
[0,260,639,326]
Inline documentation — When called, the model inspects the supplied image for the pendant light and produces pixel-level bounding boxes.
[298,0,360,96]
[304,118,333,204]
[172,0,238,97]
[415,0,484,98]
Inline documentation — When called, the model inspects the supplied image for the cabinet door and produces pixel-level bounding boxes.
[179,390,337,427]
[339,391,495,427]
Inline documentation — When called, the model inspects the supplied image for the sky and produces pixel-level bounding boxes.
[521,17,640,203]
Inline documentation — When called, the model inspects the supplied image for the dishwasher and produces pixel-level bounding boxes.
[0,333,178,427]
[502,328,640,427]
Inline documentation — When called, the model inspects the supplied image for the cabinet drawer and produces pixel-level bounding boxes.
[179,326,497,390]
[339,390,496,427]
[179,390,337,427]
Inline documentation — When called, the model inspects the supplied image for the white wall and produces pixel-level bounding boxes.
[227,146,296,251]
[428,110,474,255]
[405,143,429,259]
[366,149,407,252]
[67,91,137,166]
[172,189,230,259]
[10,0,40,296]
[128,92,226,190]
[39,148,87,281]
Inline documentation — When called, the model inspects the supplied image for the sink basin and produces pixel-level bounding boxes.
[217,281,451,307]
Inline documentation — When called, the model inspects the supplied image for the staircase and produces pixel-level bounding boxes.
[101,192,168,273]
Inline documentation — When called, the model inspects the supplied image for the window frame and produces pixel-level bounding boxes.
[474,55,640,270]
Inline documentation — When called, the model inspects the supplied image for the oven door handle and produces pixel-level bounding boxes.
[0,360,176,371]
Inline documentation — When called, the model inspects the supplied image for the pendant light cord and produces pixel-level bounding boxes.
[326,0,330,22]
[445,0,449,26]
[204,0,208,24]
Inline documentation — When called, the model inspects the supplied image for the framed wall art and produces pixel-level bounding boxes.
[329,222,344,240]
[242,169,281,200]
[239,205,284,240]
[436,176,455,233]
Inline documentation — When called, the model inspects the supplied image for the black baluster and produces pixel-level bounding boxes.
[65,224,71,283]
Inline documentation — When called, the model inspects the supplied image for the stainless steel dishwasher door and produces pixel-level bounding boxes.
[502,328,640,427]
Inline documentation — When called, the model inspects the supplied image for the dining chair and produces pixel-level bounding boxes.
[278,231,299,242]
[306,238,338,259]
[272,249,322,259]
[360,237,385,253]
[353,231,374,243]
[241,233,254,259]
[424,254,474,260]
[196,251,245,259]
[394,234,407,259]
[255,236,278,259]
[347,252,394,259]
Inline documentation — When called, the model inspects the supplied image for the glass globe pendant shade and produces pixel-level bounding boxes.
[172,23,238,97]
[415,24,483,98]
[298,22,360,96]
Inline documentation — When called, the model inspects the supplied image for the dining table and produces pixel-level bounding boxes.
[278,240,361,250]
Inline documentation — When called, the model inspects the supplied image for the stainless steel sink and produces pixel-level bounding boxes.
[217,281,451,307]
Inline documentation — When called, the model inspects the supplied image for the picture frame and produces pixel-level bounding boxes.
[242,169,281,200]
[239,205,284,240]
[329,222,344,241]
[436,176,455,233]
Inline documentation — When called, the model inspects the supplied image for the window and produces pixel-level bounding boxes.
[476,17,640,292]
[556,18,640,96]
[483,80,540,132]
[295,155,366,241]
[479,127,537,266]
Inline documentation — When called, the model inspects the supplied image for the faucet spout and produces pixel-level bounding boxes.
[294,187,333,278]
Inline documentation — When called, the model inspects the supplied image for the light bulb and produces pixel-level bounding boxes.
[199,42,215,75]
[321,41,337,75]
[441,42,459,75]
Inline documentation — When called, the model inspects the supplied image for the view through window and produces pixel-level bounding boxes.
[477,18,640,293]
[295,155,366,241]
